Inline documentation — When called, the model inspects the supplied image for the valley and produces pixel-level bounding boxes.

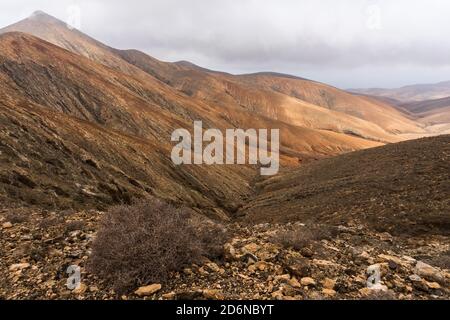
[0,11,448,301]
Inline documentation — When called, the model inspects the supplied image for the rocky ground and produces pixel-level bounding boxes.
[1,207,448,300]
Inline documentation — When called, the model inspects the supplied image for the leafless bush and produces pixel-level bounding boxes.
[195,220,229,260]
[5,211,29,224]
[88,198,227,294]
[65,220,86,233]
[273,224,339,250]
[38,216,63,229]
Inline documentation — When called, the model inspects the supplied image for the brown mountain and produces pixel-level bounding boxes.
[117,52,425,142]
[0,30,383,219]
[1,11,427,144]
[0,11,441,220]
[0,32,255,219]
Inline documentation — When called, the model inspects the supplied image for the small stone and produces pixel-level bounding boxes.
[162,292,176,300]
[282,284,298,297]
[359,288,372,296]
[135,284,162,297]
[415,261,444,284]
[241,253,259,264]
[409,274,422,282]
[271,289,284,300]
[274,274,291,282]
[322,278,336,290]
[9,263,30,271]
[426,282,441,290]
[401,256,417,265]
[202,289,224,300]
[243,243,260,254]
[89,286,99,292]
[2,222,13,229]
[359,251,371,260]
[287,277,302,288]
[254,261,268,271]
[248,264,256,273]
[322,289,336,296]
[379,232,393,242]
[388,260,398,270]
[300,277,316,287]
[368,283,389,291]
[73,283,87,295]
[224,243,238,261]
[206,262,221,273]
[300,247,314,258]
[287,260,311,277]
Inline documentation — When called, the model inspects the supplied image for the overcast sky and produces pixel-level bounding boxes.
[1,0,450,88]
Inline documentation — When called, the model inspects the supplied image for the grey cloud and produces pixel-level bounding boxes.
[1,0,449,88]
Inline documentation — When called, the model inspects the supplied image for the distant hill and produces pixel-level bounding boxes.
[349,81,450,102]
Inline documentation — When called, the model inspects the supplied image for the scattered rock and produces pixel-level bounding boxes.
[300,277,316,287]
[287,277,302,288]
[414,261,445,284]
[2,222,13,229]
[224,243,238,261]
[162,292,176,300]
[274,274,291,283]
[206,262,221,273]
[322,278,336,290]
[242,243,260,254]
[322,289,336,297]
[202,289,224,300]
[72,283,87,295]
[135,284,162,297]
[9,263,30,272]
[300,247,314,258]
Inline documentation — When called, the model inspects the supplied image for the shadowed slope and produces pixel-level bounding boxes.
[241,135,450,236]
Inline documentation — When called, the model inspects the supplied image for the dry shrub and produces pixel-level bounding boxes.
[5,211,29,224]
[195,220,229,260]
[38,216,63,229]
[273,224,339,250]
[88,198,227,294]
[65,220,86,233]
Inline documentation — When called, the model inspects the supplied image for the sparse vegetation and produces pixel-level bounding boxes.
[88,198,228,294]
[38,216,63,229]
[65,220,86,233]
[273,224,339,250]
[5,211,29,224]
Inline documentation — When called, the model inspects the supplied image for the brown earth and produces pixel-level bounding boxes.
[1,208,448,300]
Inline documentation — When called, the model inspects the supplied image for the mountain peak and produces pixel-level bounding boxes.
[29,10,62,23]
[31,10,47,16]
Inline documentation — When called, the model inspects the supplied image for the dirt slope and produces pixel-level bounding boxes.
[241,135,450,237]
